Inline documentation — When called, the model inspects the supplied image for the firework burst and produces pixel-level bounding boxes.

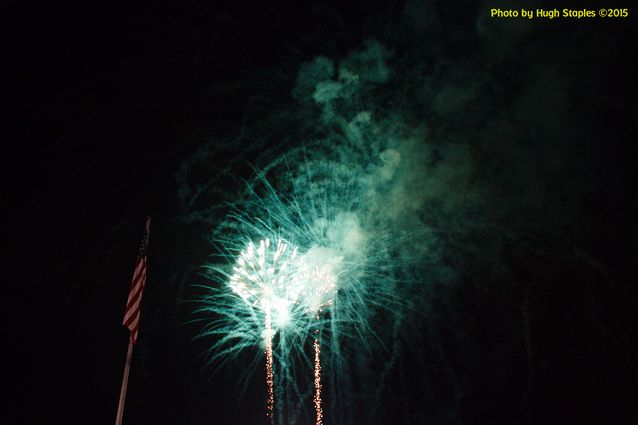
[197,162,408,424]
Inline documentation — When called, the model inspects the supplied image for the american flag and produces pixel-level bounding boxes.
[123,217,151,344]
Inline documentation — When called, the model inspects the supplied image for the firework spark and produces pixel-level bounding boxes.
[295,248,340,314]
[229,238,300,310]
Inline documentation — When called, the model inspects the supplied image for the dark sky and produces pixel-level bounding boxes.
[5,1,638,424]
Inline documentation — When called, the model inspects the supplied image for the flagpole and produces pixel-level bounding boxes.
[115,216,151,425]
[115,336,135,425]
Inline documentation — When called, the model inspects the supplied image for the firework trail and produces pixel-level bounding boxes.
[265,310,274,424]
[313,334,323,425]
[295,256,338,425]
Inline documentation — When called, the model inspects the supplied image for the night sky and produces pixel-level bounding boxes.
[6,1,638,424]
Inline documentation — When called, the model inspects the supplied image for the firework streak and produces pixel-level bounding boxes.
[313,332,323,425]
[265,310,275,424]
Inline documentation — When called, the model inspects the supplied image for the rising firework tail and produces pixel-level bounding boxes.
[313,333,323,425]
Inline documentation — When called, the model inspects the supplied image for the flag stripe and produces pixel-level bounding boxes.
[124,284,143,313]
[124,263,145,311]
[124,287,143,316]
[128,261,145,292]
[124,266,145,309]
[123,292,143,326]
